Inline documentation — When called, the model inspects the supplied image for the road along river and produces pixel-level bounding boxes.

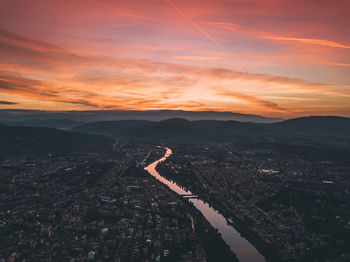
[144,147,266,262]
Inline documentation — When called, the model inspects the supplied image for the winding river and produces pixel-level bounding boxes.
[144,147,266,262]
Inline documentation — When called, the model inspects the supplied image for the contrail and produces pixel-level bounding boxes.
[163,0,226,52]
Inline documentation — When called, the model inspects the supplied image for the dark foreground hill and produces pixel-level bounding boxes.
[275,116,350,138]
[0,119,83,130]
[0,124,113,157]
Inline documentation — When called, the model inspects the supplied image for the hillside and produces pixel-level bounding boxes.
[73,116,350,146]
[0,119,83,130]
[0,124,113,156]
[275,116,350,138]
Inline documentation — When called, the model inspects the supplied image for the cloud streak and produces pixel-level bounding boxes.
[262,36,350,49]
[203,21,350,50]
[163,0,226,52]
[0,27,67,52]
[0,100,18,105]
[215,90,287,112]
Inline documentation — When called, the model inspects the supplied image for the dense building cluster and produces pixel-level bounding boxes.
[2,138,349,262]
[157,143,350,261]
[0,146,212,262]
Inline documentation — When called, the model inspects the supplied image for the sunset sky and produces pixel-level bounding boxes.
[0,0,349,118]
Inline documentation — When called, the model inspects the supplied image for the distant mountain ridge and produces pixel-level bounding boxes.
[0,110,282,127]
[73,116,350,144]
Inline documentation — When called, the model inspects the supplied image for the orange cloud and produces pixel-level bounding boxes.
[0,15,349,118]
[215,90,287,112]
[2,27,336,91]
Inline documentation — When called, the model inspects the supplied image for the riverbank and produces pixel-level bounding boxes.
[155,151,277,262]
[144,147,238,262]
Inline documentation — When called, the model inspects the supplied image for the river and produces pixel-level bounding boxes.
[144,147,266,262]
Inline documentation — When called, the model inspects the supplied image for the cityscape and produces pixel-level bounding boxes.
[1,0,350,261]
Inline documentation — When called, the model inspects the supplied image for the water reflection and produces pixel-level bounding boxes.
[145,147,266,262]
